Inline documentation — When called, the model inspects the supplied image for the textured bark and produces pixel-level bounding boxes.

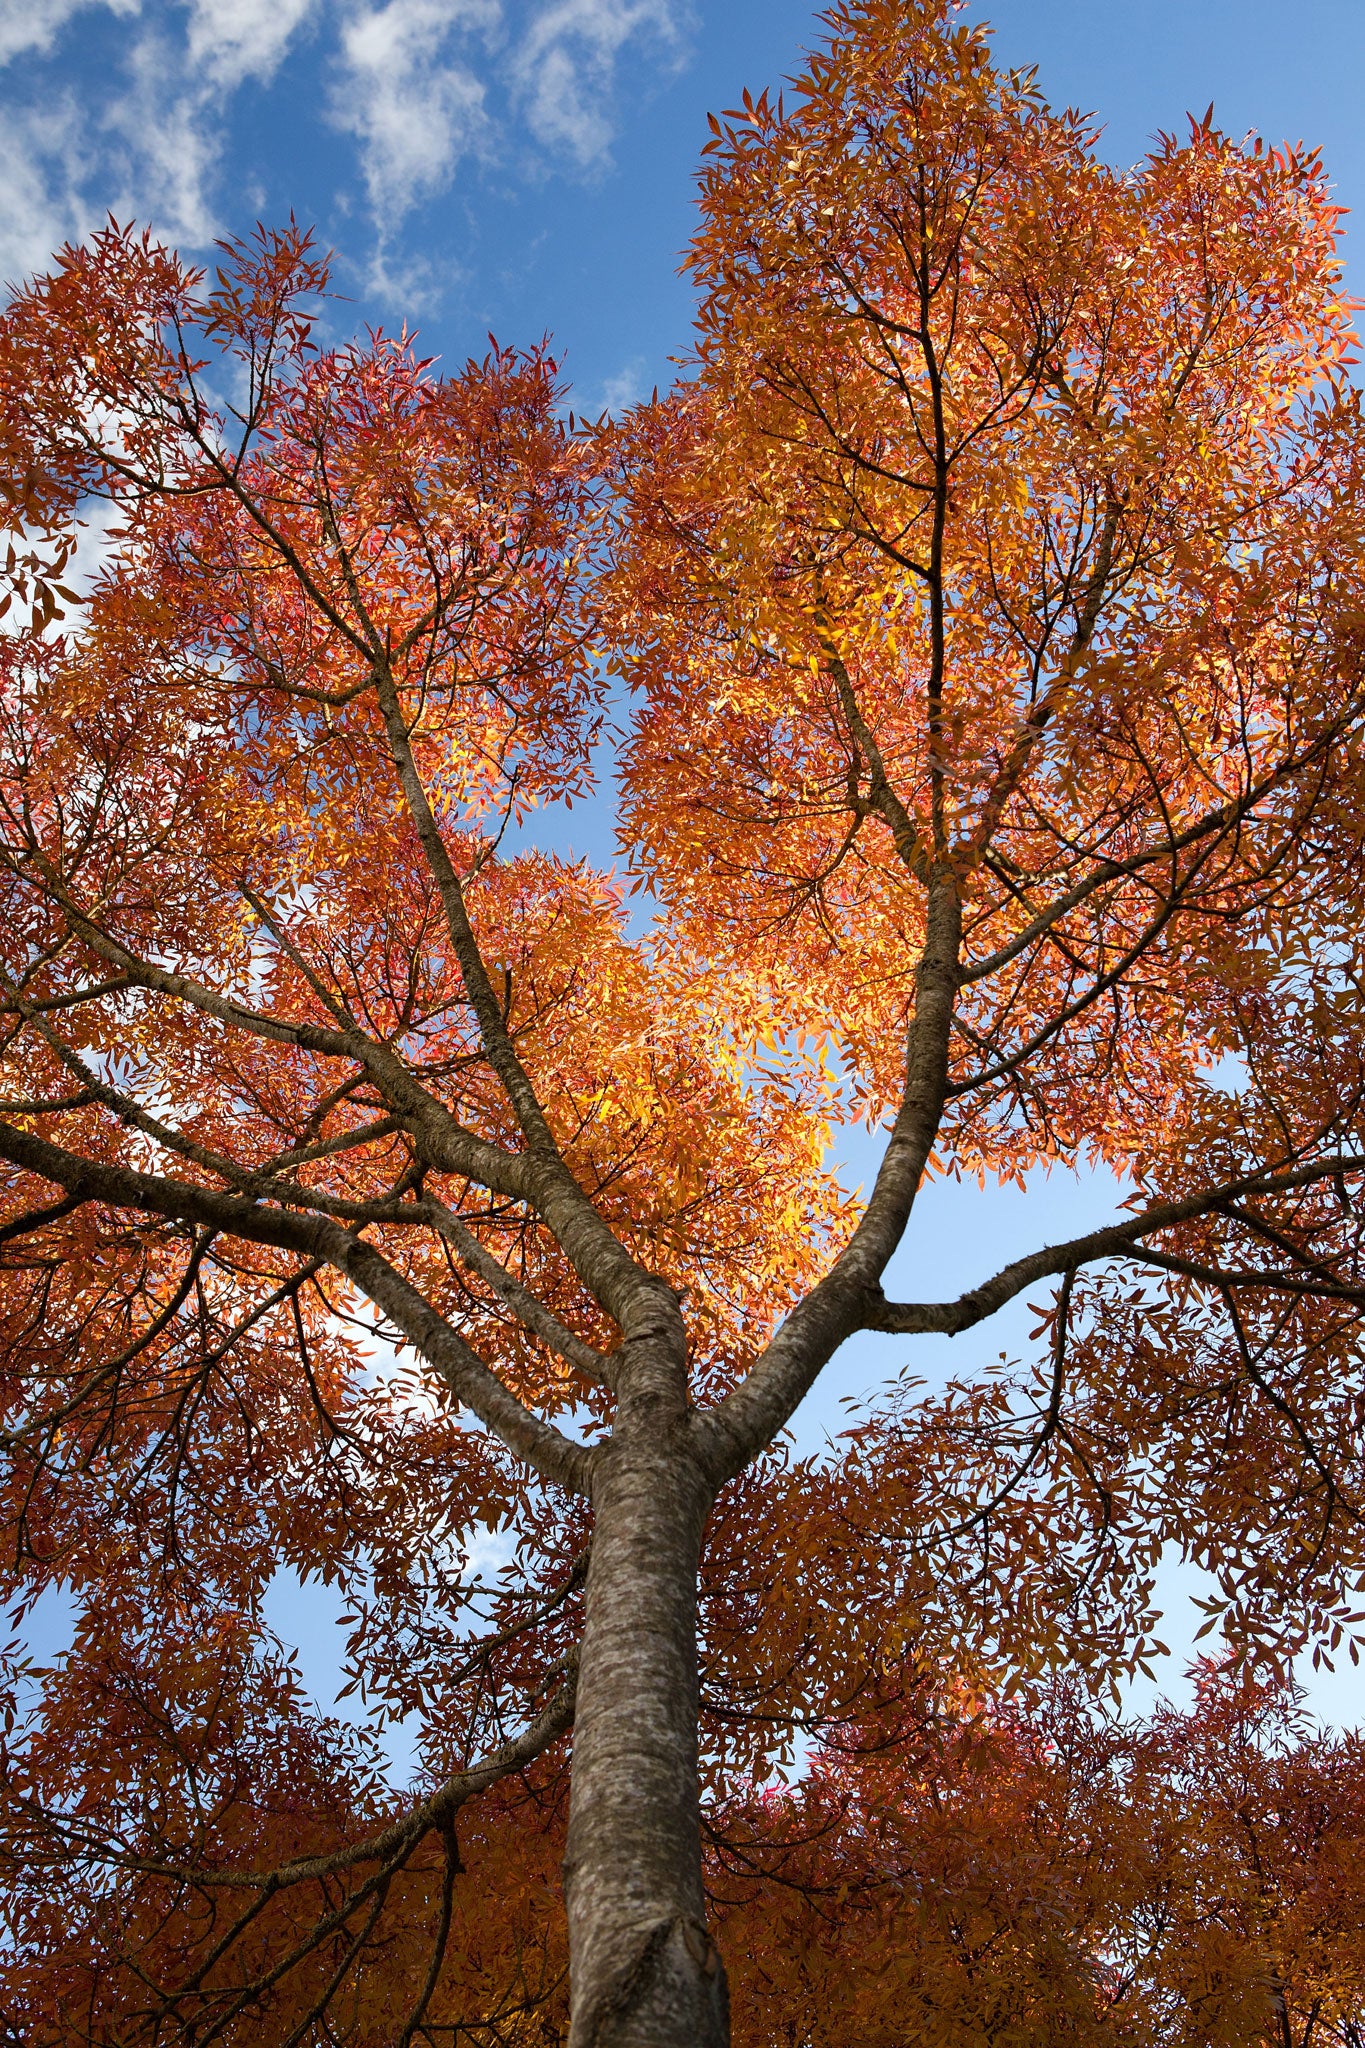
[563,1318,728,2048]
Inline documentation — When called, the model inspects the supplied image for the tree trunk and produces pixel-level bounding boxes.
[562,1331,727,2048]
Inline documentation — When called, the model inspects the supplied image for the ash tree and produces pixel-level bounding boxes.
[2,3,1365,2043]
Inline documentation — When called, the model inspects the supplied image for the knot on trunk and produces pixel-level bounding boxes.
[576,1913,729,2048]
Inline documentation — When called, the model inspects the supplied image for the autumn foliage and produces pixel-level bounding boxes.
[6,1656,1363,2045]
[0,0,1363,2041]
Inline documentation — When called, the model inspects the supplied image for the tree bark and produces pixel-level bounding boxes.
[562,1322,728,2048]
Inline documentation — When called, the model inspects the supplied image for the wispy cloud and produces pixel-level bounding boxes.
[598,355,648,416]
[103,28,227,244]
[0,0,136,68]
[0,100,91,286]
[0,0,694,295]
[512,0,688,166]
[186,0,319,92]
[101,1,320,248]
[331,0,497,225]
[0,0,321,276]
[329,0,691,286]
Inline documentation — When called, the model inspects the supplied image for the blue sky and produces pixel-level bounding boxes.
[7,0,1364,1733]
[7,0,1363,415]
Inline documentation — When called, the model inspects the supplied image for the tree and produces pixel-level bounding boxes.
[715,1667,1365,2048]
[2,0,1365,2040]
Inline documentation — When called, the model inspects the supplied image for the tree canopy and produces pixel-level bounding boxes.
[0,2,1364,2041]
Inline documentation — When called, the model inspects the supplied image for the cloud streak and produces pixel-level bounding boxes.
[0,101,90,288]
[0,0,136,68]
[186,0,319,91]
[513,0,687,166]
[332,0,496,223]
[0,0,693,294]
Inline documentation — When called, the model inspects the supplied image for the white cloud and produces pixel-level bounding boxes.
[0,2,321,269]
[511,0,687,166]
[362,241,451,317]
[0,0,137,68]
[99,2,322,247]
[0,4,319,275]
[331,0,691,243]
[0,0,695,300]
[186,0,318,91]
[332,0,496,224]
[598,355,647,416]
[0,101,91,286]
[103,28,225,244]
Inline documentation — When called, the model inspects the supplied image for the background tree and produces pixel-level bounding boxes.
[1,2,1365,2042]
[716,1666,1365,2048]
